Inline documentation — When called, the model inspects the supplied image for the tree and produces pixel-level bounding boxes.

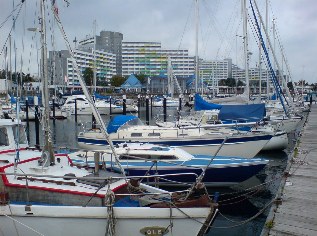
[218,79,226,86]
[237,80,244,87]
[83,67,94,86]
[134,74,147,84]
[225,78,236,87]
[110,75,125,87]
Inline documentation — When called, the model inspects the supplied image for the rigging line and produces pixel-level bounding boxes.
[0,2,22,29]
[8,199,20,236]
[218,188,261,206]
[210,198,274,229]
[177,0,194,51]
[52,6,127,179]
[273,21,293,82]
[249,0,288,114]
[0,2,24,57]
[214,175,280,199]
[0,212,45,236]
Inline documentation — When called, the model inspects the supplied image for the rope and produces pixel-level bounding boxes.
[105,188,116,236]
[185,136,228,200]
[213,198,274,229]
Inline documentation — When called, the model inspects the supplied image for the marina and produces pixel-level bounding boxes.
[1,0,316,235]
[3,104,306,236]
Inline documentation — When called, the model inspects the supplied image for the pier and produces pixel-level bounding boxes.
[262,104,317,236]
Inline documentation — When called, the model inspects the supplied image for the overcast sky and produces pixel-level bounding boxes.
[1,0,316,83]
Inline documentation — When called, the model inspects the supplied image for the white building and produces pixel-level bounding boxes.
[122,42,195,77]
[48,49,116,86]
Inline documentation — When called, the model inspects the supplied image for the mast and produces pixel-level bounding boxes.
[265,0,269,99]
[242,0,249,100]
[195,0,199,93]
[40,0,54,165]
[167,56,174,97]
[93,20,97,94]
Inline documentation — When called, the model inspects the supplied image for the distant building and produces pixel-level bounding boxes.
[199,58,232,83]
[121,42,195,77]
[78,31,123,75]
[48,49,116,86]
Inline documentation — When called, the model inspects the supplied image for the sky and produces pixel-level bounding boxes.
[1,0,317,84]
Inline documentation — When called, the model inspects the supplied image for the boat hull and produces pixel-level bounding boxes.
[113,162,267,187]
[77,135,272,158]
[261,132,288,151]
[0,204,211,236]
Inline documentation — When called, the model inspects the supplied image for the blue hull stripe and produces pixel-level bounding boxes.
[78,134,272,147]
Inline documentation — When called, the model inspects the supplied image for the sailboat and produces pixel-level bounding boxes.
[0,1,218,235]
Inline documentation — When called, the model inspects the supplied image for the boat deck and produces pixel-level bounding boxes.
[262,104,317,236]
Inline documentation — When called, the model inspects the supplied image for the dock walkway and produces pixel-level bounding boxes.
[262,104,317,236]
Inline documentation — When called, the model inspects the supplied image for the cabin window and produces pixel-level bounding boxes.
[131,133,142,137]
[148,133,160,137]
[0,128,9,146]
[12,125,28,145]
[157,155,177,160]
[119,155,148,160]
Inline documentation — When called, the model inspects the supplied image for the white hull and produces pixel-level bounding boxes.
[270,118,301,133]
[0,204,212,236]
[78,137,269,158]
[173,139,269,158]
[261,132,288,151]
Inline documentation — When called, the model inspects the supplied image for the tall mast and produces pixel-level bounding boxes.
[93,20,97,94]
[40,0,54,165]
[242,0,249,100]
[195,0,199,93]
[266,0,269,99]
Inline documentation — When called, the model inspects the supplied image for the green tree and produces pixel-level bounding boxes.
[83,67,94,86]
[218,79,226,86]
[110,75,125,87]
[225,78,236,87]
[135,74,147,84]
[237,80,244,87]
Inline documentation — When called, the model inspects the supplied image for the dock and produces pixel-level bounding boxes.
[261,104,317,236]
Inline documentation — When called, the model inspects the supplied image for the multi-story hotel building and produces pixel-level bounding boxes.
[78,31,123,75]
[48,49,116,86]
[121,42,195,77]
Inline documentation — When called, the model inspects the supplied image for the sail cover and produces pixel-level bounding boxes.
[194,94,222,111]
[219,103,266,122]
[194,94,265,122]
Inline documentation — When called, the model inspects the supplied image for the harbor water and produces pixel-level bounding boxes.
[26,106,303,236]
